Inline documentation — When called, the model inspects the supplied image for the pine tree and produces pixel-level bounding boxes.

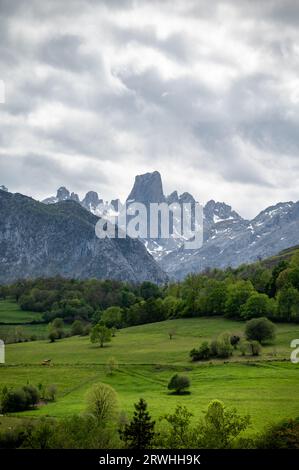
[119,398,156,449]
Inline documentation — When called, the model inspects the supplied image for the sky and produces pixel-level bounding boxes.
[0,0,299,219]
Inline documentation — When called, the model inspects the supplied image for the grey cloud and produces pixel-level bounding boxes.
[38,34,95,72]
[0,152,109,197]
[111,24,191,63]
[0,0,299,217]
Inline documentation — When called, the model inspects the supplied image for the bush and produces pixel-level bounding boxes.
[230,335,240,348]
[82,324,91,336]
[239,339,249,356]
[209,339,218,357]
[190,341,210,361]
[248,340,262,356]
[215,333,233,358]
[257,417,299,449]
[1,385,40,413]
[167,374,190,395]
[190,334,233,361]
[70,320,84,336]
[46,384,57,402]
[245,317,276,343]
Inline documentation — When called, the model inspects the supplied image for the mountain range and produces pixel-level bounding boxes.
[42,171,299,279]
[0,190,167,284]
[1,172,298,282]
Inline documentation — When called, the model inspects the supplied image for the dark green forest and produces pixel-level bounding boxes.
[1,249,299,330]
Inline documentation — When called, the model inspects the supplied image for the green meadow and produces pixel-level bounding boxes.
[1,314,299,434]
[0,300,43,324]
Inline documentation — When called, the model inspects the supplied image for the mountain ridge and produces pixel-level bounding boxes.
[0,190,167,284]
[34,171,299,278]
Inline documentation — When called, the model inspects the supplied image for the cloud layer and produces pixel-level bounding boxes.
[1,0,299,218]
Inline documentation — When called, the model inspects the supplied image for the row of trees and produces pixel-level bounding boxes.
[1,386,297,449]
[167,252,299,323]
[1,251,299,328]
[0,381,252,449]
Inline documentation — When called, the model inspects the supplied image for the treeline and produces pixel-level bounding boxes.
[0,389,298,449]
[1,250,299,327]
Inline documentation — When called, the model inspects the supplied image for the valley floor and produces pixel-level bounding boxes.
[1,316,299,434]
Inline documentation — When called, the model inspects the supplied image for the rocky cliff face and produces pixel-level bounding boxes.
[0,191,167,284]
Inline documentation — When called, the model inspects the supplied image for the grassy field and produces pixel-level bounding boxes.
[1,315,299,434]
[0,300,43,323]
[0,300,70,340]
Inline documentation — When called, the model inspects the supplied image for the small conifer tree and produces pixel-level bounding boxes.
[119,398,156,449]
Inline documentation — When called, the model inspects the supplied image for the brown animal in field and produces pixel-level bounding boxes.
[41,359,52,366]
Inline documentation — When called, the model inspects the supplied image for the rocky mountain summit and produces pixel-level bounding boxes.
[127,171,165,204]
[43,186,80,204]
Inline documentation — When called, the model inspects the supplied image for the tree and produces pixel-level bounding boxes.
[140,281,161,300]
[14,326,25,342]
[24,417,54,449]
[245,317,276,343]
[101,306,123,328]
[167,374,190,394]
[119,398,156,449]
[277,287,299,321]
[197,399,251,448]
[105,357,119,376]
[167,327,177,340]
[267,260,289,297]
[181,274,205,316]
[46,384,57,402]
[51,317,64,329]
[241,293,276,320]
[70,320,84,336]
[196,280,228,316]
[49,318,64,339]
[85,383,118,422]
[225,281,255,318]
[160,405,193,448]
[215,333,233,358]
[90,324,112,348]
[48,329,59,343]
[163,296,182,318]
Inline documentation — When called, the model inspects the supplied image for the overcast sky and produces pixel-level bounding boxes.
[0,0,299,218]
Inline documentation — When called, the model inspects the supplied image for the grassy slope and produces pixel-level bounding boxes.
[262,245,299,269]
[0,300,71,339]
[0,300,43,323]
[1,316,299,433]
